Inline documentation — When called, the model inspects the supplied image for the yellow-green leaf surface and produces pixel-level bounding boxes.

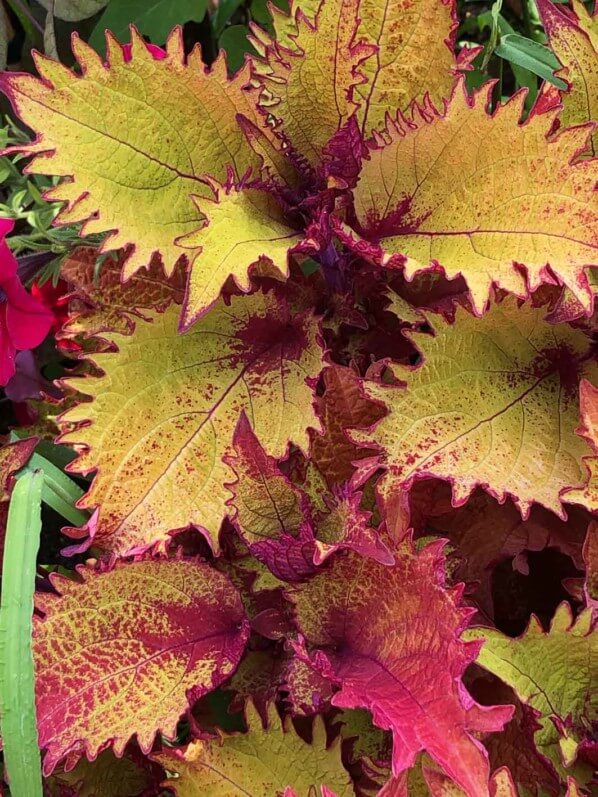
[59,291,324,555]
[155,702,354,796]
[177,187,302,329]
[538,0,597,157]
[0,31,269,278]
[48,749,154,796]
[356,0,458,135]
[565,379,598,511]
[352,86,598,313]
[465,604,596,767]
[256,0,375,166]
[34,559,249,774]
[353,299,597,517]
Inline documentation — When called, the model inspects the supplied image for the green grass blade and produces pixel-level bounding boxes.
[0,470,44,797]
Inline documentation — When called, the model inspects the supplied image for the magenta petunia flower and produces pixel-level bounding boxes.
[0,218,53,386]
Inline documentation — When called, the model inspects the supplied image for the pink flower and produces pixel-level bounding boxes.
[0,219,54,386]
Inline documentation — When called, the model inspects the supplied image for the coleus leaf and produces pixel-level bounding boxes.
[564,379,598,512]
[34,559,249,774]
[355,0,458,135]
[255,0,375,167]
[226,413,392,579]
[60,246,186,340]
[423,766,520,797]
[348,85,598,313]
[154,701,355,796]
[47,747,161,797]
[59,290,324,555]
[582,520,597,609]
[352,299,597,518]
[176,185,302,330]
[537,0,597,157]
[225,411,318,582]
[0,30,271,279]
[310,366,385,488]
[290,538,513,796]
[410,483,588,619]
[466,603,595,770]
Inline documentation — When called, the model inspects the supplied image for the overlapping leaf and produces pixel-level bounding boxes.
[0,31,271,278]
[564,379,598,511]
[59,290,325,555]
[352,299,597,517]
[47,748,160,796]
[356,0,458,134]
[155,701,354,796]
[290,538,513,796]
[255,0,375,167]
[176,186,302,330]
[349,85,598,313]
[60,247,186,340]
[537,0,597,156]
[410,482,588,618]
[226,413,391,579]
[310,366,385,487]
[226,412,317,582]
[34,559,249,774]
[466,603,596,769]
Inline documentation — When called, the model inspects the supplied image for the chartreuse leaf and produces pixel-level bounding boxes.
[350,85,598,313]
[537,0,597,157]
[290,539,513,797]
[256,0,375,166]
[90,0,208,53]
[177,186,302,329]
[59,291,324,556]
[34,559,249,774]
[356,0,458,134]
[565,379,598,511]
[0,30,269,279]
[0,470,44,797]
[155,701,354,796]
[354,299,596,518]
[49,749,155,796]
[465,604,596,771]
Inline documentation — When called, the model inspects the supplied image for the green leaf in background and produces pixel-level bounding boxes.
[211,0,244,37]
[219,24,257,74]
[478,9,538,105]
[0,470,44,797]
[37,0,109,22]
[495,32,568,89]
[89,0,208,53]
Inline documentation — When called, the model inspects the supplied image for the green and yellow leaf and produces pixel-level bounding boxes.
[256,0,375,166]
[538,0,598,156]
[564,379,598,512]
[59,291,324,555]
[353,299,597,517]
[34,559,249,774]
[176,186,302,329]
[351,85,598,312]
[356,0,458,135]
[155,701,354,796]
[0,31,270,278]
[466,603,596,769]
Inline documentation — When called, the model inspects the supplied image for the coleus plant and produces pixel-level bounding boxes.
[0,0,596,795]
